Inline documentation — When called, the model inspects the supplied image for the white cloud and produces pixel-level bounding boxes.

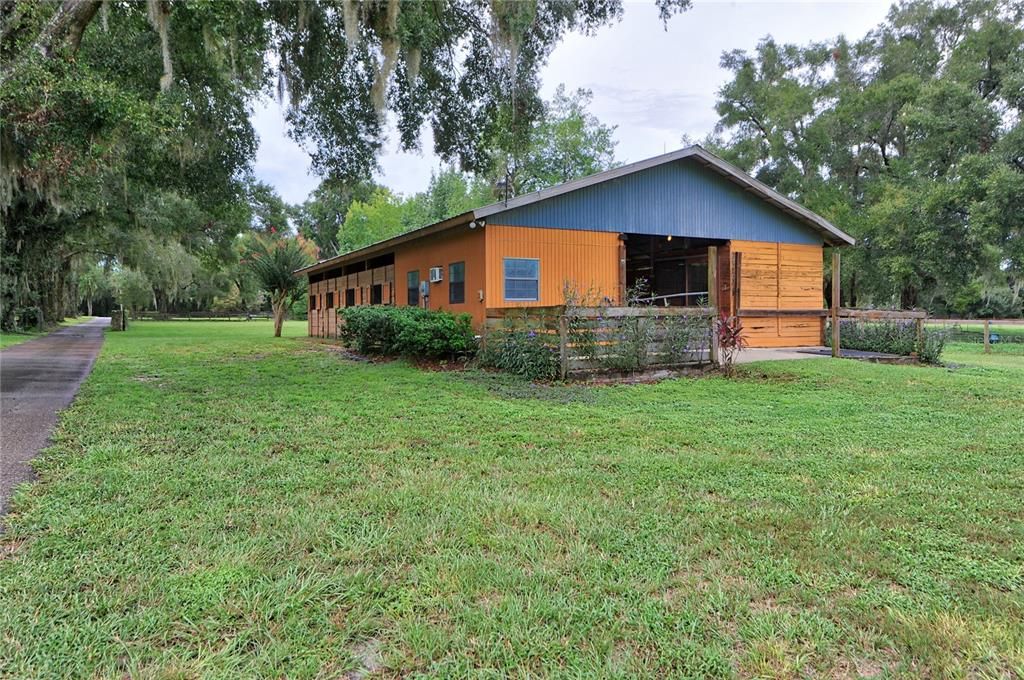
[250,0,892,200]
[250,98,319,205]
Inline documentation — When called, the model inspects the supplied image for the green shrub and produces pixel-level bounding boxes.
[339,306,475,359]
[916,327,947,364]
[479,324,560,381]
[598,316,655,371]
[826,319,947,364]
[663,314,711,364]
[395,308,476,358]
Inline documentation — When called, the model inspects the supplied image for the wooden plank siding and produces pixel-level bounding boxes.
[484,225,621,310]
[731,240,825,347]
[306,265,396,338]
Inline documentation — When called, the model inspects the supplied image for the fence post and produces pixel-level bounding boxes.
[831,250,841,358]
[984,319,991,354]
[558,313,569,381]
[708,245,719,365]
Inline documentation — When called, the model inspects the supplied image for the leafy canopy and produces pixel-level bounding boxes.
[709,0,1024,315]
[1,0,689,328]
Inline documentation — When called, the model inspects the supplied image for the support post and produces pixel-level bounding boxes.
[708,245,719,365]
[831,250,841,358]
[984,319,991,354]
[732,252,742,317]
[617,238,627,305]
[558,313,569,381]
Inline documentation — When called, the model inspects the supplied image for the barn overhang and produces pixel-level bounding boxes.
[295,212,476,277]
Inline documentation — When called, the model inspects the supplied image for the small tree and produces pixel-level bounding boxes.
[246,235,317,337]
[78,265,112,316]
[114,269,153,318]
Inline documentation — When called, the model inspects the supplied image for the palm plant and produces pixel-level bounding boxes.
[246,235,317,337]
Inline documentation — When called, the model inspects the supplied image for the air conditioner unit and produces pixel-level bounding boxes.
[429,266,443,283]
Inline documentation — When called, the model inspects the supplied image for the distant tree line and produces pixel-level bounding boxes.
[706,0,1023,317]
[5,0,1018,325]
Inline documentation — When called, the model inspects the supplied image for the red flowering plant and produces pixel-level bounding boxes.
[715,313,748,376]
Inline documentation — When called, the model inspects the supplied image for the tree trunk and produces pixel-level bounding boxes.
[900,285,918,310]
[272,296,286,337]
[87,299,93,316]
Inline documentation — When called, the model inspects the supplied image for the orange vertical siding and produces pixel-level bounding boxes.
[393,224,487,325]
[484,225,621,309]
[731,240,825,347]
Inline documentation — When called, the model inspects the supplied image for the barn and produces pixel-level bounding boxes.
[298,146,854,348]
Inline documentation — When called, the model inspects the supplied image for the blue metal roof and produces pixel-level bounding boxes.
[298,147,853,276]
[483,156,824,245]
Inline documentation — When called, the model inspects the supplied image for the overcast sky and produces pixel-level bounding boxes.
[253,0,892,204]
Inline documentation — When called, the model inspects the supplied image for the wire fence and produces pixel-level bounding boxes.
[925,319,1024,344]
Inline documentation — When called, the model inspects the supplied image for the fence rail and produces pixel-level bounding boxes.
[484,306,717,379]
[825,308,1023,357]
[827,251,931,359]
[133,311,273,321]
[838,308,928,320]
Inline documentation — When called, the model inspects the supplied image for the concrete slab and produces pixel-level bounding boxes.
[734,346,909,364]
[734,347,831,364]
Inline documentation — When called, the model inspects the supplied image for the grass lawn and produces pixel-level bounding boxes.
[0,316,98,349]
[1,321,1022,678]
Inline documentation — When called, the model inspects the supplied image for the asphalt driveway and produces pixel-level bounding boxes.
[1,318,109,519]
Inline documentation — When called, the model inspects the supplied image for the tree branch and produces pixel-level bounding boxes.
[736,100,771,142]
[35,0,101,59]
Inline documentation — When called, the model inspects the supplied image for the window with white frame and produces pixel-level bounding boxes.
[503,258,539,301]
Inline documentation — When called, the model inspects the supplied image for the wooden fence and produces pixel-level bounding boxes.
[826,306,930,358]
[484,306,718,379]
[133,311,273,321]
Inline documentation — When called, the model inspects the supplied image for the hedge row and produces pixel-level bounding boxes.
[826,319,946,363]
[338,306,475,359]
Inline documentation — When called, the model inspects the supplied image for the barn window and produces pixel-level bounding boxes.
[449,262,465,304]
[503,258,539,301]
[345,289,355,307]
[309,295,317,310]
[371,284,383,305]
[407,271,420,306]
[325,292,334,308]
